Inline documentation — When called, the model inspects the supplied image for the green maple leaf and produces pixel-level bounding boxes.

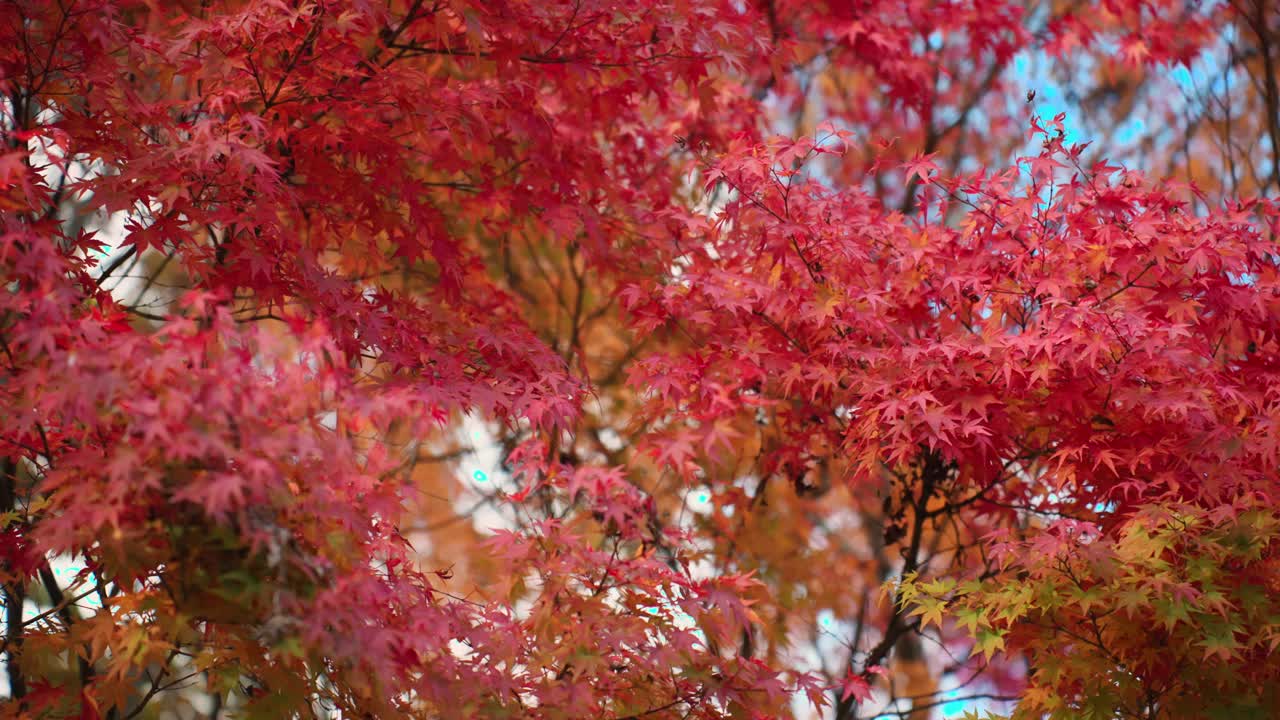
[974,627,1007,660]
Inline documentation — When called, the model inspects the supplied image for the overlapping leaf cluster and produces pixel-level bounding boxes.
[2,1,1278,719]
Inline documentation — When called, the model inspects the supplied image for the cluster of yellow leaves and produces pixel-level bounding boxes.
[900,505,1280,719]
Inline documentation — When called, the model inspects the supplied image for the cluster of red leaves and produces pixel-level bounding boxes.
[1,0,1275,719]
[625,123,1280,711]
[631,124,1280,511]
[0,0,808,717]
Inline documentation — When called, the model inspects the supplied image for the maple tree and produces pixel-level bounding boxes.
[2,1,1279,719]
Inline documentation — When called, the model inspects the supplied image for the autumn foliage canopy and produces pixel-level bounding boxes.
[3,0,1280,718]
